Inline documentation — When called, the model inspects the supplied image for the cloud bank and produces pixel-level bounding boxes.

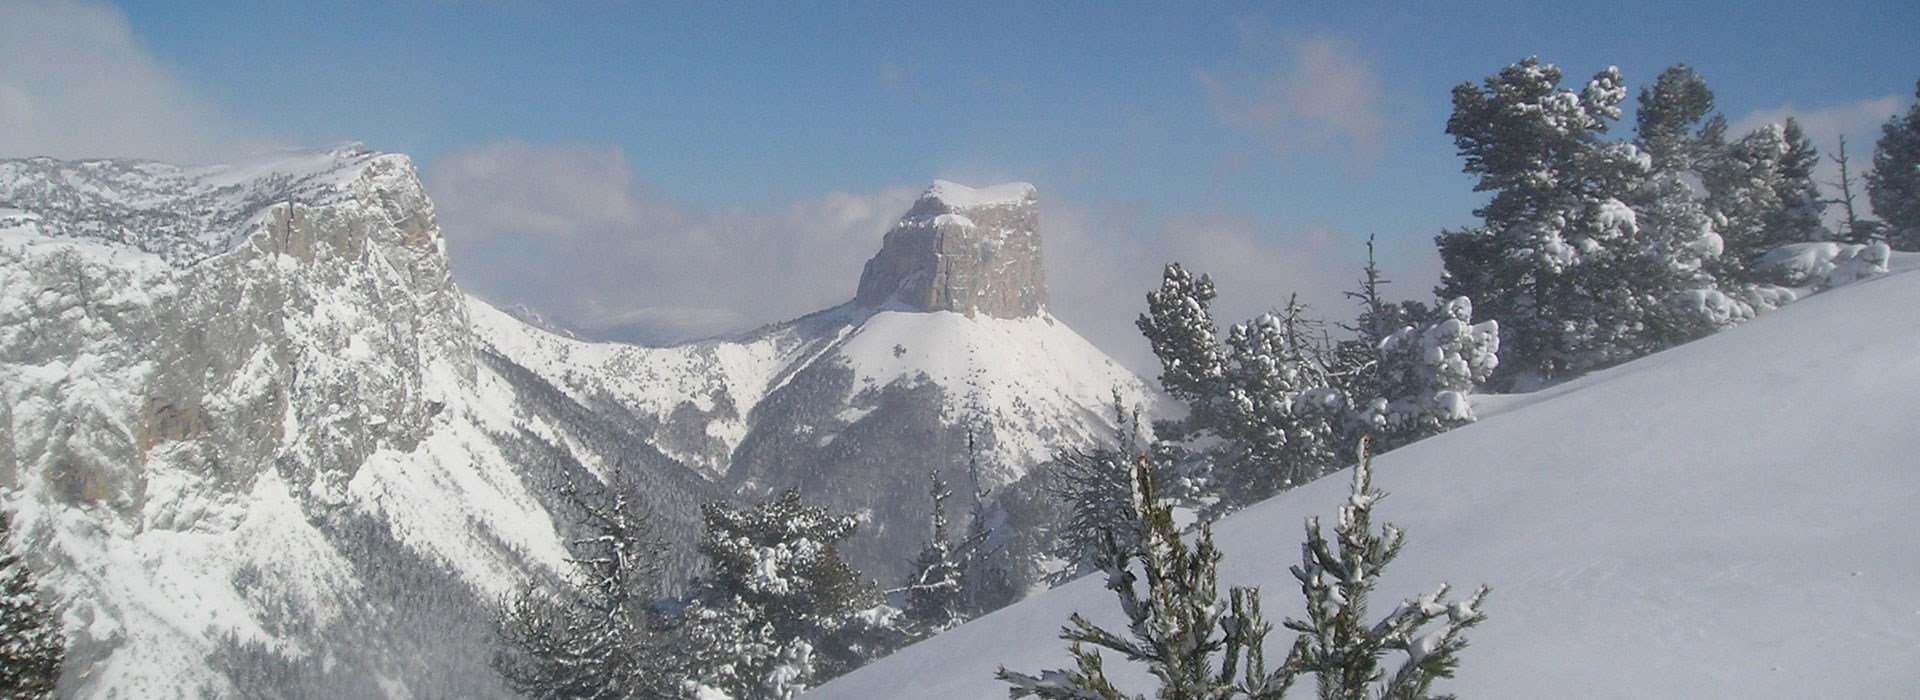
[428,141,918,344]
[0,0,271,163]
[428,140,1394,376]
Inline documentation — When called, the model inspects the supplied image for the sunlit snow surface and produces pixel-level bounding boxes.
[472,299,1149,489]
[809,266,1920,699]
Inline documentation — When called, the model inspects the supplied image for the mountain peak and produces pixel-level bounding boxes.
[853,179,1047,318]
[921,180,1036,210]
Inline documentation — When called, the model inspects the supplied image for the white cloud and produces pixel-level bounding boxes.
[1195,28,1387,163]
[428,140,917,344]
[0,0,272,162]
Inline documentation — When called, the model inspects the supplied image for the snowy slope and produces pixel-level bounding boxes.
[808,267,1920,698]
[475,299,1146,489]
[474,296,1149,584]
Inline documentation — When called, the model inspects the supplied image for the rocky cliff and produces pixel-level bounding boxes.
[854,180,1047,318]
[0,146,713,698]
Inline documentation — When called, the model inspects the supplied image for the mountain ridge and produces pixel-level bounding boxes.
[0,148,1149,694]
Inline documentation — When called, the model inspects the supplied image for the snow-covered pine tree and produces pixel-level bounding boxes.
[1366,297,1500,448]
[1627,63,1738,344]
[1217,298,1344,500]
[1138,263,1229,443]
[998,444,1488,700]
[956,432,1019,617]
[1330,236,1417,426]
[1438,58,1640,386]
[493,477,679,700]
[903,470,968,634]
[1634,63,1726,174]
[1441,58,1725,386]
[1283,442,1490,700]
[1000,458,1284,700]
[681,489,892,699]
[1047,445,1143,585]
[1706,119,1830,282]
[0,509,63,699]
[1868,79,1920,250]
[1140,266,1363,508]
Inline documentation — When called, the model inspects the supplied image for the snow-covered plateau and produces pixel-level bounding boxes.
[808,256,1920,698]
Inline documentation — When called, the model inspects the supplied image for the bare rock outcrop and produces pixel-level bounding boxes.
[853,180,1046,318]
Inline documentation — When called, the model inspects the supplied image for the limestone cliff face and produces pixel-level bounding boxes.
[0,146,471,514]
[0,146,642,698]
[853,180,1046,318]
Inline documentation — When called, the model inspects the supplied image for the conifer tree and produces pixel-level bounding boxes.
[1282,446,1489,700]
[957,432,1018,617]
[1441,58,1724,385]
[1438,58,1642,385]
[1627,63,1734,344]
[1331,236,1429,407]
[1139,266,1346,506]
[1218,298,1343,498]
[1001,458,1280,700]
[1706,119,1830,280]
[1365,297,1500,448]
[681,489,888,699]
[0,510,63,699]
[1635,63,1726,174]
[999,445,1487,700]
[1049,446,1144,583]
[494,477,678,700]
[1138,263,1229,442]
[1868,79,1920,249]
[904,470,968,634]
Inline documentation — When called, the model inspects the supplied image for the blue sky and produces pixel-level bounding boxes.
[3,0,1916,370]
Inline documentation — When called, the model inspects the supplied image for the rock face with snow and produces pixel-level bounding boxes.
[479,179,1148,584]
[854,180,1047,318]
[0,147,715,698]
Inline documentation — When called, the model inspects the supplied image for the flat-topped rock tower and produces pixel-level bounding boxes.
[853,179,1046,318]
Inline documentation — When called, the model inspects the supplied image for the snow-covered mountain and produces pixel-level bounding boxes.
[474,178,1150,583]
[0,146,717,697]
[0,148,1147,695]
[807,258,1920,698]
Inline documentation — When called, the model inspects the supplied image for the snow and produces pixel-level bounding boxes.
[2,147,574,698]
[468,296,839,479]
[0,144,399,267]
[811,309,1146,486]
[807,267,1920,699]
[922,180,1036,209]
[930,213,976,228]
[473,299,1149,488]
[1758,241,1891,289]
